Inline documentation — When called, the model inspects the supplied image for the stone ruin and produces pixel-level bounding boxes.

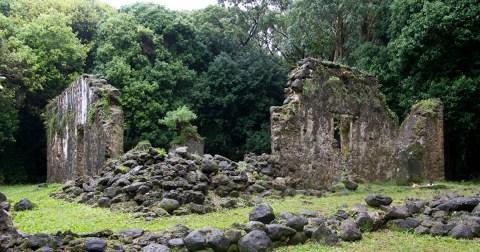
[270,58,444,189]
[46,75,123,183]
[46,59,444,188]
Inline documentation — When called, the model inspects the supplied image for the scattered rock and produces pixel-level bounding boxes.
[339,220,362,242]
[175,147,188,157]
[265,224,296,241]
[160,198,180,213]
[365,194,393,207]
[298,209,318,218]
[84,237,107,252]
[0,192,6,202]
[27,233,57,250]
[342,180,358,191]
[238,230,273,252]
[245,221,267,232]
[116,228,144,239]
[0,201,10,211]
[249,204,275,224]
[14,198,35,211]
[414,225,430,235]
[312,223,338,246]
[184,230,206,251]
[286,216,308,231]
[448,197,479,212]
[450,224,473,239]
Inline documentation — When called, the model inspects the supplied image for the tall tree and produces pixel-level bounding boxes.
[0,2,89,183]
[191,47,287,159]
[355,0,480,180]
[93,6,196,150]
[286,0,368,63]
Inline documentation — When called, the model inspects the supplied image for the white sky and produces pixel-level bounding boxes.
[101,0,218,10]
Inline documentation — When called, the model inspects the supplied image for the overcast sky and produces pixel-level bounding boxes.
[101,0,218,10]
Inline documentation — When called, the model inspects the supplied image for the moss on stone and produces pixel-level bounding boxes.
[413,99,442,117]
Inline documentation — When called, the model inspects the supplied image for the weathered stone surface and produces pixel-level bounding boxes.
[342,180,358,191]
[84,237,107,251]
[204,228,230,251]
[249,204,275,224]
[142,243,170,252]
[311,223,338,246]
[116,228,144,239]
[160,198,180,213]
[397,99,444,182]
[286,216,308,231]
[265,224,296,241]
[47,75,123,182]
[450,224,473,239]
[27,233,57,250]
[0,192,6,202]
[0,201,10,211]
[245,221,267,232]
[14,198,35,211]
[339,220,362,242]
[365,194,393,207]
[238,230,273,252]
[184,230,206,251]
[270,59,444,188]
[170,138,204,156]
[0,209,14,233]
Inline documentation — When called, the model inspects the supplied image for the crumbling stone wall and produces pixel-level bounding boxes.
[271,58,444,189]
[397,99,444,182]
[46,75,123,182]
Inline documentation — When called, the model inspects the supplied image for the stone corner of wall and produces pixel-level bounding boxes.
[46,74,124,183]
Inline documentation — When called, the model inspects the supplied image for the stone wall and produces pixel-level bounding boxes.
[46,75,123,182]
[271,58,444,189]
[397,99,444,182]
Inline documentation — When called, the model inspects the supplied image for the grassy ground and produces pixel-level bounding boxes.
[1,181,479,251]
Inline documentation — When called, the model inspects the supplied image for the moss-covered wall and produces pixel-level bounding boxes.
[46,75,123,182]
[270,58,444,189]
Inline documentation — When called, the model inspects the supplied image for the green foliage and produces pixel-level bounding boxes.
[159,105,197,130]
[93,6,198,150]
[0,85,18,152]
[286,0,367,62]
[87,91,110,125]
[159,105,202,146]
[191,48,287,159]
[353,0,480,180]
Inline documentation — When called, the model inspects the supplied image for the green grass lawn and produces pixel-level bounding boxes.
[1,181,479,251]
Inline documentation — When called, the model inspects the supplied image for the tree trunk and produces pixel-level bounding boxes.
[333,13,345,62]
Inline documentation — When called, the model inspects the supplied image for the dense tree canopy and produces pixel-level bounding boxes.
[0,0,478,182]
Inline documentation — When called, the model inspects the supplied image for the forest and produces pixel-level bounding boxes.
[0,0,478,184]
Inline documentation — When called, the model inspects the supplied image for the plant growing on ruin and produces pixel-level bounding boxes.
[159,105,203,146]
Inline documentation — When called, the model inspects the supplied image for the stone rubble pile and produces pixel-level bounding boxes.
[50,146,323,217]
[2,191,480,251]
